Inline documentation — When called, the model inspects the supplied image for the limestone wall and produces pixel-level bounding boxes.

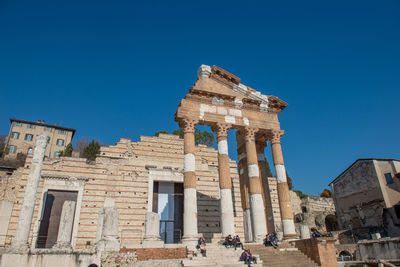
[4,134,245,249]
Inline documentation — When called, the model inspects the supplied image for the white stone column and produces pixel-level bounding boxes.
[270,130,297,239]
[12,133,49,252]
[180,119,199,245]
[98,198,120,252]
[243,128,267,243]
[54,200,76,250]
[213,123,235,237]
[300,225,310,239]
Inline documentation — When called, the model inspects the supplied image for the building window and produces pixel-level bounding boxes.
[56,139,64,146]
[25,134,33,141]
[384,173,394,184]
[9,145,17,154]
[54,152,61,158]
[13,122,22,127]
[27,148,33,155]
[44,127,52,132]
[27,124,36,129]
[58,129,66,134]
[11,132,20,139]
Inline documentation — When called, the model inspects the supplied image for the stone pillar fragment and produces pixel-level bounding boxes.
[142,212,163,247]
[12,134,49,251]
[270,130,296,239]
[98,198,120,252]
[300,225,310,239]
[236,132,253,242]
[54,200,76,250]
[180,119,199,245]
[213,123,235,237]
[243,127,267,243]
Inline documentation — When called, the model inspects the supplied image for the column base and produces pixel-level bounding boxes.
[283,233,298,240]
[181,235,199,247]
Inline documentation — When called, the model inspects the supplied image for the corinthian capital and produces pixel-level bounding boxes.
[179,118,198,134]
[212,123,231,138]
[270,130,284,144]
[242,127,258,142]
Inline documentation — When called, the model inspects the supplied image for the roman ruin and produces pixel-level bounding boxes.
[0,65,341,267]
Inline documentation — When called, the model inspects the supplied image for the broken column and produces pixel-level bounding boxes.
[270,130,297,239]
[142,212,163,247]
[300,225,310,239]
[213,123,235,237]
[54,200,76,250]
[180,118,199,245]
[12,133,49,252]
[98,198,120,252]
[244,127,267,243]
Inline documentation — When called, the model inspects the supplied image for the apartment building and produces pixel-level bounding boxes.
[4,118,75,159]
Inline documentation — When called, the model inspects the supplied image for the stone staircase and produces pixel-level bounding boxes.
[246,243,320,267]
[182,243,263,267]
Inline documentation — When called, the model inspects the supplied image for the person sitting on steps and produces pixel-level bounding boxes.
[196,236,205,250]
[199,241,206,257]
[244,249,257,266]
[233,235,243,250]
[223,234,234,248]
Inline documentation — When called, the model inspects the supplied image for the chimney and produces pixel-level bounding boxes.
[42,120,45,124]
[37,120,41,123]
[55,123,58,126]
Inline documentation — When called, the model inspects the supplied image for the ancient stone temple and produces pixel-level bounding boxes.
[0,65,337,267]
[175,65,296,242]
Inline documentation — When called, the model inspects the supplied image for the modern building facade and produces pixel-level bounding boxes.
[4,119,75,159]
[329,158,400,237]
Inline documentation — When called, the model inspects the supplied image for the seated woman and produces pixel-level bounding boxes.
[199,241,206,257]
[269,232,278,248]
[196,236,205,250]
[233,235,243,250]
[311,229,322,238]
[239,250,247,262]
[263,234,271,247]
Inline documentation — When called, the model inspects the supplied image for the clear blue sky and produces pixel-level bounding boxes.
[1,0,399,195]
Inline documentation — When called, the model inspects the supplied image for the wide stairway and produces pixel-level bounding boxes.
[182,243,263,267]
[246,243,320,267]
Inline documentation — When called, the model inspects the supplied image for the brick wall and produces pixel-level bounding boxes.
[294,237,338,267]
[120,247,187,261]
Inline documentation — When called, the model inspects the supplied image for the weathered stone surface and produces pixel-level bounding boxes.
[54,200,76,250]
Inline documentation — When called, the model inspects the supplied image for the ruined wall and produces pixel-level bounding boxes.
[290,191,336,233]
[4,134,245,249]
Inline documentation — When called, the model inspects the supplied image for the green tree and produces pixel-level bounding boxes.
[294,190,308,199]
[172,128,216,147]
[63,143,73,157]
[82,140,100,161]
[320,189,332,198]
[154,131,169,137]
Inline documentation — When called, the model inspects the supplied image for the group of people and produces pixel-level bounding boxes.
[222,234,243,250]
[196,235,258,266]
[263,232,278,248]
[311,228,322,238]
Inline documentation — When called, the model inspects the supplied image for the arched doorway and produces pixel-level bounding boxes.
[325,214,338,232]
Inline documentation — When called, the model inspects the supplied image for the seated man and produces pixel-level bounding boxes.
[223,234,234,248]
[233,235,243,250]
[311,229,321,238]
[244,249,257,266]
[269,232,278,248]
[263,234,271,247]
[239,250,247,262]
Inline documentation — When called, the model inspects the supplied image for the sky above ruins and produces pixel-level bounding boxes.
[1,0,399,195]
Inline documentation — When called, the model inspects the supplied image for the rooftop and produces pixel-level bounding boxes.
[10,118,76,138]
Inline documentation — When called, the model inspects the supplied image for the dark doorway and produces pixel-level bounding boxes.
[36,190,78,248]
[153,182,183,243]
[325,214,339,232]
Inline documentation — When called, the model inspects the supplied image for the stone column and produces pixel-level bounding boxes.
[212,123,235,237]
[243,127,267,243]
[180,119,199,245]
[256,139,275,234]
[236,132,252,242]
[54,200,76,250]
[12,133,49,251]
[270,130,296,239]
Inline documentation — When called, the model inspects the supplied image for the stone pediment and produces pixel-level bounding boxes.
[175,64,288,132]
